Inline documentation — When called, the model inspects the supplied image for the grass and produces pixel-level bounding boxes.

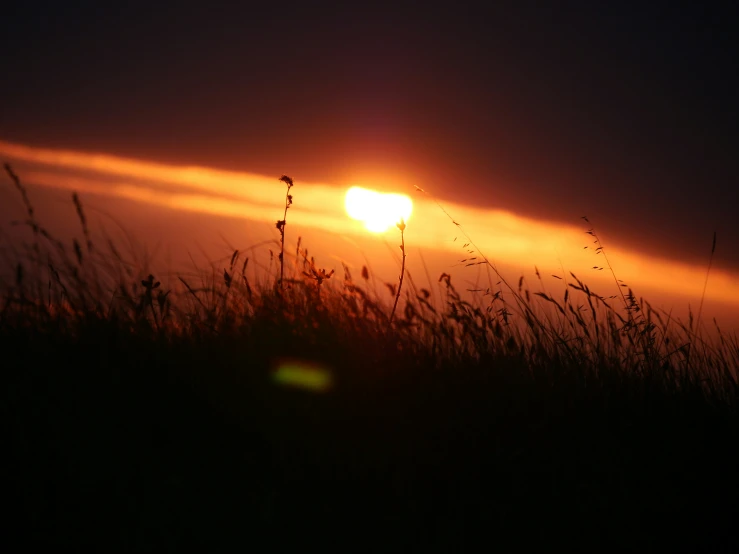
[2,166,739,552]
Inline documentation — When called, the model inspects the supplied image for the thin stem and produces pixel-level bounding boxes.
[584,219,629,313]
[277,175,294,291]
[390,219,406,324]
[280,190,289,287]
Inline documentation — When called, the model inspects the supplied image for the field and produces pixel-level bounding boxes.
[3,167,738,552]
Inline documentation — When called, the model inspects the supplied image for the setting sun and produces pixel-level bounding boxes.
[344,186,413,233]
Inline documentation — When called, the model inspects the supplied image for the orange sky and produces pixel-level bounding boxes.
[2,139,738,333]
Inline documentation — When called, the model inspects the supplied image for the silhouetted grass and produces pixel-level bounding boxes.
[2,166,738,552]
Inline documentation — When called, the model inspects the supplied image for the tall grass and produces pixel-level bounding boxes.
[4,166,735,388]
[2,166,738,551]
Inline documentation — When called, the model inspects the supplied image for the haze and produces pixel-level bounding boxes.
[2,140,737,333]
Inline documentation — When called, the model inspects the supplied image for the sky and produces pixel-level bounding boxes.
[1,3,738,328]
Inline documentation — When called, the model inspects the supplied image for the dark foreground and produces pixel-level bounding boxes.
[3,321,738,554]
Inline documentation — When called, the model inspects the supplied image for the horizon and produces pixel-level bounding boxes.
[2,138,737,334]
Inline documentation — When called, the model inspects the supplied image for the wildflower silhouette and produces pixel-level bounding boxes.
[389,217,406,324]
[276,175,294,290]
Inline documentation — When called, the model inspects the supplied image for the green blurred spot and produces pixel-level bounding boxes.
[273,361,333,392]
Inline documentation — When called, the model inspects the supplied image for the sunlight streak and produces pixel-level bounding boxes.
[1,138,738,319]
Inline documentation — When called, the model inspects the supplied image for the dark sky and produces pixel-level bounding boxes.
[2,3,738,270]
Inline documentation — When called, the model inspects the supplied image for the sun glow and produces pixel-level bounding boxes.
[2,140,739,328]
[344,186,413,233]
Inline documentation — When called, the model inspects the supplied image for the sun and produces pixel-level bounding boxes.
[344,186,413,233]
